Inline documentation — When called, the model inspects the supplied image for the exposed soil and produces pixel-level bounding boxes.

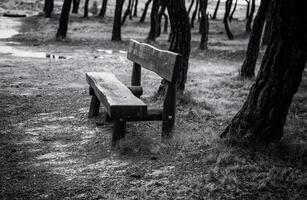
[0,0,306,199]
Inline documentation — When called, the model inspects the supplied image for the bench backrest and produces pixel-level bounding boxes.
[127,39,181,82]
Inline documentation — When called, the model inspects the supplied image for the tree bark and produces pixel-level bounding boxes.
[99,0,108,17]
[211,0,220,20]
[157,1,167,37]
[56,0,72,40]
[245,0,255,33]
[84,0,89,18]
[44,0,54,18]
[112,0,125,41]
[199,0,209,50]
[229,0,238,22]
[240,0,271,78]
[222,0,307,145]
[139,0,152,23]
[223,0,234,40]
[72,0,80,13]
[146,0,160,42]
[166,0,191,91]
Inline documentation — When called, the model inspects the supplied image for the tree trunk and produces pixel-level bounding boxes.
[223,0,234,40]
[240,0,271,79]
[129,0,134,19]
[146,0,160,42]
[84,0,90,18]
[99,0,108,17]
[261,1,273,46]
[211,0,220,20]
[139,0,152,23]
[133,0,138,17]
[190,0,199,28]
[199,0,209,50]
[245,0,255,33]
[112,0,125,41]
[166,0,191,91]
[187,0,195,15]
[72,0,80,13]
[44,0,54,18]
[222,0,307,145]
[162,13,168,33]
[122,0,132,25]
[56,0,72,40]
[229,0,238,22]
[157,1,167,37]
[245,0,250,19]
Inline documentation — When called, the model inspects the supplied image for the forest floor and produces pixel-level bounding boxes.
[0,0,306,199]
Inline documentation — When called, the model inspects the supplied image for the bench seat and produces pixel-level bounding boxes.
[86,72,147,119]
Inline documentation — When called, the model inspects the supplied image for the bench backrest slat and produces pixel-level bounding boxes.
[127,39,181,82]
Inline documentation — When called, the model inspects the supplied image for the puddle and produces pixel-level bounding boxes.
[0,17,68,59]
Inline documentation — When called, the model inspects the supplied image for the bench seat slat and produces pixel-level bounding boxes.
[86,72,147,118]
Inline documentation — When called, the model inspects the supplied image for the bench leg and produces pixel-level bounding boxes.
[88,94,100,118]
[162,82,176,139]
[112,118,126,147]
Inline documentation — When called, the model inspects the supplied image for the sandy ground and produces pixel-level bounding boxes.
[0,0,306,199]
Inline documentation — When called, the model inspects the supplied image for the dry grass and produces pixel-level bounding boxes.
[0,0,306,199]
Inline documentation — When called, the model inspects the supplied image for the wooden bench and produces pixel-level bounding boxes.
[86,39,182,147]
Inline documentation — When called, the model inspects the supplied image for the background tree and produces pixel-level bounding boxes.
[222,0,307,145]
[211,0,220,20]
[99,0,108,18]
[72,0,80,14]
[190,0,199,28]
[245,0,250,19]
[240,0,271,78]
[133,0,138,17]
[261,2,273,46]
[199,0,209,50]
[187,0,195,15]
[44,0,54,18]
[229,0,238,22]
[146,0,160,42]
[84,0,90,18]
[245,0,255,33]
[56,0,72,40]
[224,0,233,39]
[112,0,125,41]
[122,0,132,25]
[139,0,152,23]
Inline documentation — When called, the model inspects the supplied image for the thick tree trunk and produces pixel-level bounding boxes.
[223,0,234,40]
[44,0,54,18]
[72,0,80,13]
[146,0,160,41]
[245,0,255,33]
[122,0,132,25]
[240,0,271,78]
[84,0,89,18]
[98,0,108,17]
[211,0,220,20]
[56,0,72,40]
[229,0,238,22]
[222,0,307,145]
[190,0,199,28]
[139,0,152,23]
[112,0,125,41]
[166,0,191,91]
[133,0,138,17]
[199,0,209,50]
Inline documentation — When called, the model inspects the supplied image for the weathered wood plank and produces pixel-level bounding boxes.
[86,72,147,118]
[127,39,181,82]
